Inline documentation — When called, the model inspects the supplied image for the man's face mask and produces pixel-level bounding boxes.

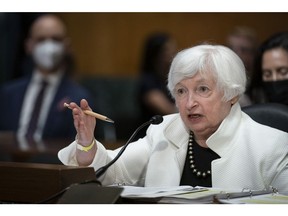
[32,40,65,71]
[263,80,288,105]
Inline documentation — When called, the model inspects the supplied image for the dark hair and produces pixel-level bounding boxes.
[248,31,288,102]
[140,32,171,74]
[252,32,288,87]
[259,31,288,53]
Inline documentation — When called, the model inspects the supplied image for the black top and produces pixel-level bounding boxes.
[180,141,220,187]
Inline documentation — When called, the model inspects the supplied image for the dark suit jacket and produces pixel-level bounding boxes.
[0,75,95,141]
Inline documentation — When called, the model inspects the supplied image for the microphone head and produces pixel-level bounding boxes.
[150,115,163,125]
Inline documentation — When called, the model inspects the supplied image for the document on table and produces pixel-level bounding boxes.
[216,193,288,204]
[159,188,288,204]
[119,186,288,204]
[159,187,224,204]
[120,185,207,198]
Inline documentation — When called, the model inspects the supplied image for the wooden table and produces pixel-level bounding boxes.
[0,131,125,164]
[0,161,97,203]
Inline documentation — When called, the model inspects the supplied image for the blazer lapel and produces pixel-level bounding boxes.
[164,115,190,179]
[145,114,189,186]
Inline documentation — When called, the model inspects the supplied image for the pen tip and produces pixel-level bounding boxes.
[106,118,114,123]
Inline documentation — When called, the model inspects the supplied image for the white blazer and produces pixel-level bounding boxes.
[58,103,288,194]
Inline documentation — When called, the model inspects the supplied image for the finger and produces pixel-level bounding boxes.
[73,113,82,131]
[80,99,92,111]
[68,102,85,118]
[68,102,79,109]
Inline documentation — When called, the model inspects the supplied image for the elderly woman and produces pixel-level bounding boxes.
[58,44,288,194]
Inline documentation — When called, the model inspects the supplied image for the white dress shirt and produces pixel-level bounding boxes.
[17,70,63,148]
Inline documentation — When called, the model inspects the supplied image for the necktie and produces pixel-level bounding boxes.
[26,80,48,141]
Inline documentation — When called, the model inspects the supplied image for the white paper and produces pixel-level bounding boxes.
[120,185,206,198]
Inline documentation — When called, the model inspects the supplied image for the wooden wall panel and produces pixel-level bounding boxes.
[58,13,288,77]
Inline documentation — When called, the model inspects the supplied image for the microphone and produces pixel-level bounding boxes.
[95,115,163,179]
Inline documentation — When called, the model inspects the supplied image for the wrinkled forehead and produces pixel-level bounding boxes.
[178,59,217,82]
[178,71,216,86]
[181,68,217,85]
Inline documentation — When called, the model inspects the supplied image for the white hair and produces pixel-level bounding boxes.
[167,44,247,101]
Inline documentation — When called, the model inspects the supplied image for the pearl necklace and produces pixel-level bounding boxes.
[188,131,211,178]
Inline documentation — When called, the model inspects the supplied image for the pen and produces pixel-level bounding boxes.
[64,103,114,123]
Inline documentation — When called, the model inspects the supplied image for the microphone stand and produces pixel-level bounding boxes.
[95,120,152,179]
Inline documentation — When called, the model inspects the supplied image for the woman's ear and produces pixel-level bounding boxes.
[230,96,239,105]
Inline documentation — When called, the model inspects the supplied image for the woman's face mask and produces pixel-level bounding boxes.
[263,80,288,105]
[32,40,65,71]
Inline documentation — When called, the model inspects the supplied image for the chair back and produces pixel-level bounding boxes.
[80,76,142,141]
[242,103,288,133]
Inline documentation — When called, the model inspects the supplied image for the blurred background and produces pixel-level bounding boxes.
[45,13,288,78]
[2,12,288,81]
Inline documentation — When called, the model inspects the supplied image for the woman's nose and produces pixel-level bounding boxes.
[185,93,198,109]
[272,72,278,81]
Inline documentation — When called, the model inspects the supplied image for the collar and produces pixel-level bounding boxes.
[164,114,190,149]
[163,103,242,157]
[206,102,242,157]
[31,69,64,86]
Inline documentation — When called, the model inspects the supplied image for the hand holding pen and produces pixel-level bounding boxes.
[64,102,114,123]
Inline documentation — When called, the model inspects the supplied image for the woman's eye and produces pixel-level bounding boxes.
[197,86,209,93]
[278,67,288,76]
[175,88,187,97]
[196,86,211,97]
[262,70,272,80]
[177,88,184,95]
[199,86,208,92]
